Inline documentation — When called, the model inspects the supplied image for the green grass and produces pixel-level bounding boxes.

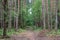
[0,29,3,35]
[47,29,60,36]
[0,28,27,36]
[0,28,16,36]
[0,28,60,36]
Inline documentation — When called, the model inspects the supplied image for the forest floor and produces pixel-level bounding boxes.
[0,30,60,40]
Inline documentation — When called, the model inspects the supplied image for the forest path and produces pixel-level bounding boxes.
[8,30,60,40]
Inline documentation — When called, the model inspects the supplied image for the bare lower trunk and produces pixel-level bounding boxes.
[8,0,13,31]
[50,0,58,30]
[14,0,20,31]
[50,0,53,30]
[55,0,58,31]
[0,0,4,28]
[21,0,23,28]
[45,0,50,30]
[15,0,20,31]
[3,0,7,37]
[14,0,16,31]
[42,0,46,29]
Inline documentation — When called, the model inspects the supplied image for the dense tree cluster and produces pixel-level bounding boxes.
[0,0,60,38]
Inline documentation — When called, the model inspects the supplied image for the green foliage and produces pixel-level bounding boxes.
[0,28,27,36]
[47,29,60,36]
[0,29,3,35]
[0,0,2,2]
[18,0,42,29]
[32,0,42,21]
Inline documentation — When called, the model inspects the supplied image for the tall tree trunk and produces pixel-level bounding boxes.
[14,0,19,31]
[0,1,3,28]
[50,0,53,30]
[42,0,46,29]
[50,0,58,30]
[45,0,50,30]
[21,0,23,28]
[8,0,13,31]
[3,0,7,37]
[55,0,58,31]
[14,0,16,31]
[15,0,20,31]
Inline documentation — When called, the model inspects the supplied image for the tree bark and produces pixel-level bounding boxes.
[55,0,58,31]
[3,0,7,37]
[42,0,46,29]
[8,0,13,31]
[50,0,54,30]
[45,0,50,30]
[15,0,20,31]
[0,1,3,28]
